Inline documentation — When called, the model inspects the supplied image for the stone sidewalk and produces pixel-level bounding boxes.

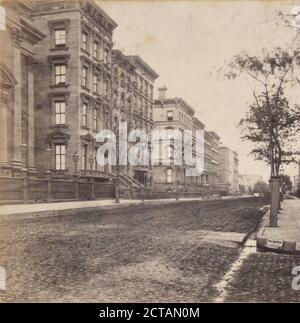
[0,197,207,220]
[0,195,254,220]
[257,199,300,254]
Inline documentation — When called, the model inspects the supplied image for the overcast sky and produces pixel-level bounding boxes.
[99,0,300,182]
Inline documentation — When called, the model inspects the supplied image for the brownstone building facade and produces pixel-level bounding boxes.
[217,146,239,195]
[152,87,221,193]
[32,0,117,179]
[112,50,158,186]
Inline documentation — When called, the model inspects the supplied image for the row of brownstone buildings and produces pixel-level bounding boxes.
[0,0,239,202]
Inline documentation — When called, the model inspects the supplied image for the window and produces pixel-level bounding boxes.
[93,41,98,58]
[167,110,173,121]
[82,145,88,170]
[104,49,109,63]
[55,64,66,85]
[93,108,98,131]
[54,29,66,46]
[55,144,66,170]
[104,80,109,96]
[93,74,98,93]
[167,168,173,183]
[82,103,88,127]
[82,67,88,88]
[55,101,66,125]
[167,146,174,159]
[82,32,88,51]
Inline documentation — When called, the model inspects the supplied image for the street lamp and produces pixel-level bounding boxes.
[89,154,95,176]
[280,166,284,202]
[72,152,79,175]
[20,143,27,171]
[280,166,284,177]
[45,146,52,174]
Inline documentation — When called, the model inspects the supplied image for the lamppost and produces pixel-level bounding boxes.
[280,165,284,204]
[72,152,79,175]
[45,146,52,174]
[72,152,80,200]
[88,153,95,200]
[89,154,95,176]
[20,143,28,201]
[20,143,27,171]
[45,146,52,202]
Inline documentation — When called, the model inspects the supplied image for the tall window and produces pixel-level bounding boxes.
[93,41,98,58]
[55,144,66,170]
[104,49,109,63]
[82,145,88,170]
[167,168,173,183]
[82,32,88,51]
[93,108,98,131]
[93,74,98,93]
[54,29,66,46]
[82,103,88,127]
[104,80,109,96]
[167,110,173,121]
[82,67,88,87]
[167,145,174,159]
[55,64,66,85]
[55,101,66,125]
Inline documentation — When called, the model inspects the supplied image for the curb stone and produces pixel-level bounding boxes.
[256,211,300,255]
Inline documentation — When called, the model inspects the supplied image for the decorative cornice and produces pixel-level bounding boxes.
[48,91,71,103]
[48,19,71,34]
[47,130,70,145]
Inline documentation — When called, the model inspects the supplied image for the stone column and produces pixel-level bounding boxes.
[0,86,9,167]
[11,30,23,171]
[27,59,37,175]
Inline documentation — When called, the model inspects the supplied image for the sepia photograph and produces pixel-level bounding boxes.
[0,0,300,309]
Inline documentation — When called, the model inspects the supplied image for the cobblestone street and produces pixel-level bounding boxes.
[0,198,299,303]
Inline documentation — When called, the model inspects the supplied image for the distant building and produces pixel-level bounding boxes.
[232,151,239,193]
[152,87,221,192]
[153,87,195,189]
[238,174,264,194]
[218,146,239,195]
[204,131,220,188]
[294,162,300,193]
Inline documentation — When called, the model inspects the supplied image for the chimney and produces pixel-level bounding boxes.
[158,86,167,101]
